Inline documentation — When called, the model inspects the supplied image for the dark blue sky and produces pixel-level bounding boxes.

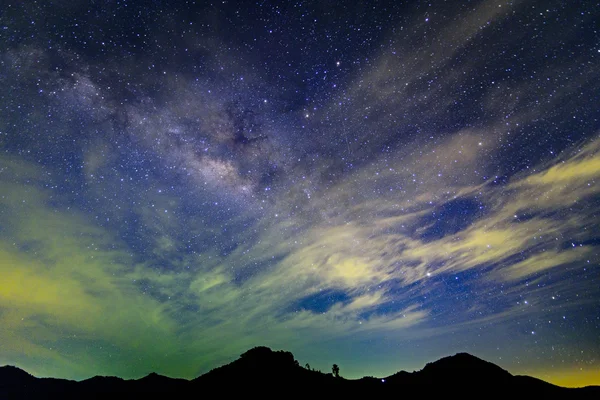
[0,0,599,387]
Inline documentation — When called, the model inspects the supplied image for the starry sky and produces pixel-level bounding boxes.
[1,0,599,387]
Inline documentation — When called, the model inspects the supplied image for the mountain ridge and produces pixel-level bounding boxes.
[1,347,598,397]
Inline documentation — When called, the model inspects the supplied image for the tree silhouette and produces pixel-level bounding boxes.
[332,364,340,378]
[305,363,311,370]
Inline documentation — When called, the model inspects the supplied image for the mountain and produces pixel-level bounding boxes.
[0,366,36,388]
[1,348,598,398]
[380,352,570,395]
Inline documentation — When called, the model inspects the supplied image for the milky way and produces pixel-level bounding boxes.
[1,0,599,387]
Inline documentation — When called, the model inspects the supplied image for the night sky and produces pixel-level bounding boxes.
[1,0,599,387]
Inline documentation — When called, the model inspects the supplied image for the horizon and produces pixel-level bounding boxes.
[2,348,598,389]
[1,0,599,389]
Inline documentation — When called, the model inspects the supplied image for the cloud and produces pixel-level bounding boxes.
[3,96,598,383]
[0,158,184,376]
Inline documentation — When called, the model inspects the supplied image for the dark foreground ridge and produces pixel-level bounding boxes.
[2,347,599,398]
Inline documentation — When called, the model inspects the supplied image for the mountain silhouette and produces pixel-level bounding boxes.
[403,352,513,384]
[1,347,598,398]
[0,365,36,387]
